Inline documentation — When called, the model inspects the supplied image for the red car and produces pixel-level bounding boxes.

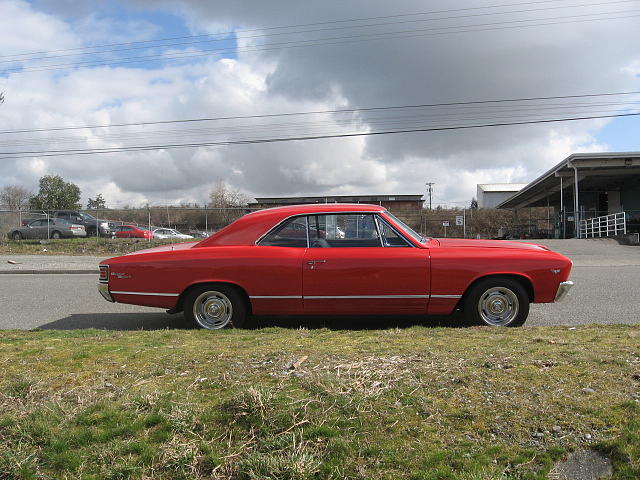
[98,204,573,329]
[114,225,152,239]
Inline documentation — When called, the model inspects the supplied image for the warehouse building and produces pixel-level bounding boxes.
[497,152,640,238]
[476,183,527,208]
[251,194,424,212]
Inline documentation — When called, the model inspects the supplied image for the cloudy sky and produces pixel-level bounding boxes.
[1,0,639,208]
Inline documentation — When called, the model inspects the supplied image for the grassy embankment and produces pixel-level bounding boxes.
[0,238,194,256]
[0,325,639,479]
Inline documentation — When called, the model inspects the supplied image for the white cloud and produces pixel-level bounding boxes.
[1,0,639,209]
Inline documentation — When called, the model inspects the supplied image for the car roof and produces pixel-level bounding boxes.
[197,203,386,247]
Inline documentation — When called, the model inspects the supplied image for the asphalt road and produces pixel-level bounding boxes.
[1,238,638,330]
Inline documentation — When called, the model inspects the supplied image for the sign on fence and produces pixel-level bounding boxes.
[455,216,464,226]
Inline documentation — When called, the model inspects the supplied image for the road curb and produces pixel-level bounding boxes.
[0,270,98,274]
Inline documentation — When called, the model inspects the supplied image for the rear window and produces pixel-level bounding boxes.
[258,216,308,248]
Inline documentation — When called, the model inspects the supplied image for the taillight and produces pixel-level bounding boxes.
[99,265,109,283]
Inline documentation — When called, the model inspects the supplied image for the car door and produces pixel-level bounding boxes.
[26,219,46,239]
[302,213,430,315]
[252,215,308,315]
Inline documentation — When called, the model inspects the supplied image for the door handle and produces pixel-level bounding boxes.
[306,260,327,269]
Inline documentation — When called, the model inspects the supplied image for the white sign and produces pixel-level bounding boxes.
[442,221,450,227]
[455,216,464,226]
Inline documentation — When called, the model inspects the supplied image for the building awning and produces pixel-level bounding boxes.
[497,152,640,209]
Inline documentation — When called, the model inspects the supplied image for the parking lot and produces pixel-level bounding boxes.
[0,238,638,330]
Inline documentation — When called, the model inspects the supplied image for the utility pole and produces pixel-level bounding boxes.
[425,182,435,210]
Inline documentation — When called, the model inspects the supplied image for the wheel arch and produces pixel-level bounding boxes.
[458,273,534,310]
[174,281,252,315]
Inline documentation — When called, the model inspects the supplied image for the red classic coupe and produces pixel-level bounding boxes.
[98,204,573,329]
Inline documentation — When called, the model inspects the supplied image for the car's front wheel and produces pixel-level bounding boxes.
[183,284,246,330]
[51,231,61,239]
[11,231,22,241]
[463,277,529,327]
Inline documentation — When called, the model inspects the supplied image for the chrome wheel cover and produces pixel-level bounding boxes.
[477,286,519,326]
[192,290,233,329]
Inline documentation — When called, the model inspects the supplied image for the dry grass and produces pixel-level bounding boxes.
[0,237,194,256]
[0,325,638,479]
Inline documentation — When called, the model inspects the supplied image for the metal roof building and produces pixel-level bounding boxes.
[497,152,640,238]
[477,183,528,208]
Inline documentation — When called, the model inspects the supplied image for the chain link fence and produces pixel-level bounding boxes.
[0,205,568,240]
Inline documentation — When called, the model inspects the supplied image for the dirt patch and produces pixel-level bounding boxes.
[550,449,613,480]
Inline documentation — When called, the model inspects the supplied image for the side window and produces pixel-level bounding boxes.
[376,216,411,247]
[30,220,44,226]
[258,216,308,248]
[309,214,381,248]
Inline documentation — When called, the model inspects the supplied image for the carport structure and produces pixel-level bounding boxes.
[497,152,640,238]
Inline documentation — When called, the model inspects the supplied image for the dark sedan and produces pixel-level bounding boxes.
[9,218,87,240]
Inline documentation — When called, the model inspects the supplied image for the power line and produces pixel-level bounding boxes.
[3,8,639,74]
[2,111,639,159]
[1,90,639,135]
[0,0,623,60]
[3,105,639,149]
[1,0,634,64]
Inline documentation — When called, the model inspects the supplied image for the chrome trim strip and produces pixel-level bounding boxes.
[373,215,384,247]
[250,295,303,299]
[554,280,574,302]
[110,291,180,297]
[248,294,459,300]
[304,295,430,299]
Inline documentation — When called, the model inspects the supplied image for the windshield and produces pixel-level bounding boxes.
[79,212,96,221]
[384,211,427,243]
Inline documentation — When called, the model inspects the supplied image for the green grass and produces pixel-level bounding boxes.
[0,237,193,256]
[0,325,638,479]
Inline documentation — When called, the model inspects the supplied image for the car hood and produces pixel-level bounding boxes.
[436,238,550,251]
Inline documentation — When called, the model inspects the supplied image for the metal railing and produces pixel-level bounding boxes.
[579,211,626,238]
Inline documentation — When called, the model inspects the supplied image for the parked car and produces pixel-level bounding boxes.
[114,225,152,239]
[152,228,194,240]
[22,211,115,237]
[9,218,86,240]
[98,204,573,329]
[186,230,211,238]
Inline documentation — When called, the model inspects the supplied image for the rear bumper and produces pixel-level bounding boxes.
[554,281,574,302]
[98,283,114,302]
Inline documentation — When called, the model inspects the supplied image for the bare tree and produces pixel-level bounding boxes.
[0,185,32,211]
[208,179,249,226]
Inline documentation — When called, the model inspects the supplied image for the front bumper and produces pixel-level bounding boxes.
[554,281,574,302]
[98,283,114,302]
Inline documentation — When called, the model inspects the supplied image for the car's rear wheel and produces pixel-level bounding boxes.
[11,231,22,241]
[51,231,61,239]
[463,277,529,327]
[184,284,246,330]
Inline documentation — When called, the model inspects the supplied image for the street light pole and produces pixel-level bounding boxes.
[425,182,435,210]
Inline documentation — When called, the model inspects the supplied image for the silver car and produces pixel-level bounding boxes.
[9,218,87,240]
[152,228,194,239]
